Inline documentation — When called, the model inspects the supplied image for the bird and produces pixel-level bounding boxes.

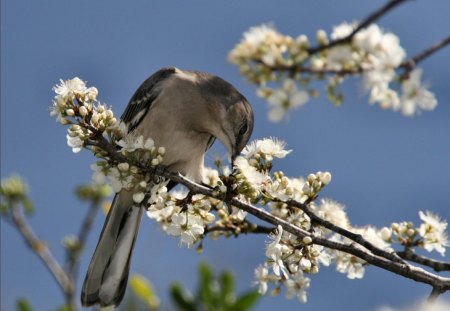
[81,67,254,308]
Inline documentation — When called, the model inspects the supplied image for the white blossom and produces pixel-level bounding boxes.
[234,156,268,189]
[254,265,269,295]
[117,135,154,153]
[53,77,87,101]
[284,271,310,303]
[243,137,292,160]
[335,251,365,279]
[315,199,350,230]
[166,213,205,248]
[265,226,289,277]
[66,134,84,153]
[400,69,437,116]
[242,24,280,48]
[418,211,449,256]
[263,79,309,122]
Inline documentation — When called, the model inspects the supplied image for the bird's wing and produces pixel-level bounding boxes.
[121,67,177,133]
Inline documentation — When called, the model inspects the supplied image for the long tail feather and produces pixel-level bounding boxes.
[81,190,143,307]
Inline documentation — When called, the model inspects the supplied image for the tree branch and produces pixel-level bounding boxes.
[400,35,450,77]
[397,248,450,272]
[145,167,450,293]
[307,0,408,54]
[9,203,73,297]
[66,201,101,277]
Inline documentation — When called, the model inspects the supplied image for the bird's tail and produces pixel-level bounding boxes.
[81,190,143,307]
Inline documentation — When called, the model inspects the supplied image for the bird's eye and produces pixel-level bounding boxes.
[239,122,248,136]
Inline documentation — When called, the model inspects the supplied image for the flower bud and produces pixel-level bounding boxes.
[85,87,98,100]
[151,158,159,166]
[303,236,313,245]
[133,192,145,204]
[139,181,147,188]
[79,106,88,117]
[66,109,75,116]
[117,162,129,172]
[158,146,166,155]
[316,29,329,45]
[91,112,99,124]
[380,227,392,241]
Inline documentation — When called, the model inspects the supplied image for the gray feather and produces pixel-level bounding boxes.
[81,191,143,307]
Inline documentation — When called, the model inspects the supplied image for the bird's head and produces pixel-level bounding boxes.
[194,72,254,161]
[221,99,254,162]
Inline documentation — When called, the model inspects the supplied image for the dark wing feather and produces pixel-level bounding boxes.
[121,67,176,132]
[205,135,216,152]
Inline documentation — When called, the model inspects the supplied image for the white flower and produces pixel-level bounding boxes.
[66,134,84,153]
[284,271,310,303]
[117,135,155,153]
[166,213,205,248]
[265,226,289,277]
[264,79,309,122]
[90,162,106,184]
[53,77,87,101]
[242,23,280,48]
[234,156,268,188]
[356,226,393,252]
[400,69,438,116]
[243,138,292,160]
[254,265,269,295]
[418,211,449,256]
[202,167,221,187]
[315,199,350,230]
[335,252,365,279]
[331,21,356,40]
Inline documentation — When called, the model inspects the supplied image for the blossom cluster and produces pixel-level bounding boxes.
[229,23,437,121]
[50,77,123,153]
[91,138,166,193]
[255,201,449,300]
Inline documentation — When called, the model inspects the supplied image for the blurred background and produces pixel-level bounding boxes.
[2,0,450,310]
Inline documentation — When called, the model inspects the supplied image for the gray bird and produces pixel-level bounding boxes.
[81,67,254,308]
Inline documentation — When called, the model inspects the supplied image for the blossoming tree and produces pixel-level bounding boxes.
[2,1,450,310]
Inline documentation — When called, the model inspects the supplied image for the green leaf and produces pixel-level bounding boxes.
[198,262,214,305]
[129,274,160,309]
[219,271,235,306]
[16,298,33,311]
[170,283,197,311]
[227,291,260,311]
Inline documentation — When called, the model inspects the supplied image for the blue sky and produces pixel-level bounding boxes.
[2,1,450,310]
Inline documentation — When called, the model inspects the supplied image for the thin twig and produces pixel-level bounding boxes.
[66,201,101,277]
[307,0,408,54]
[9,203,73,296]
[400,35,450,77]
[397,248,450,272]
